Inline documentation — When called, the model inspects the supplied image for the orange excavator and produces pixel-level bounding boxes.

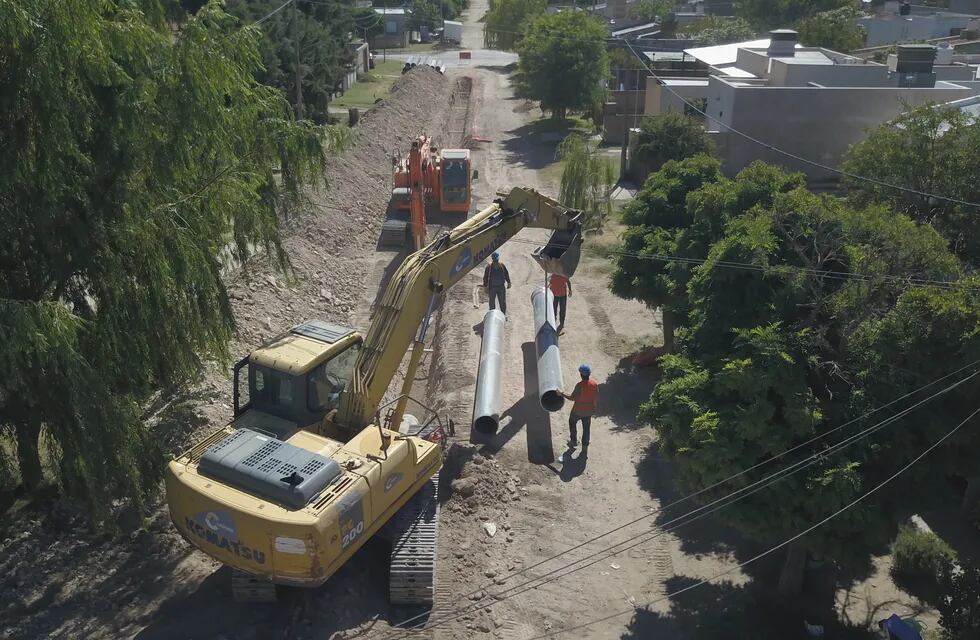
[389,134,473,250]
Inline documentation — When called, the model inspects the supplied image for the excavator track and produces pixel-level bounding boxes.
[389,472,440,606]
[230,568,278,603]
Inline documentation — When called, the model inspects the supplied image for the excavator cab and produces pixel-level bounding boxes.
[231,321,363,438]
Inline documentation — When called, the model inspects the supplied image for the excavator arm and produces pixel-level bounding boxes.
[338,187,583,429]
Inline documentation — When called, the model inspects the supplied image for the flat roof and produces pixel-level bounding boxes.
[374,7,406,15]
[685,39,803,66]
[715,65,756,78]
[663,78,710,86]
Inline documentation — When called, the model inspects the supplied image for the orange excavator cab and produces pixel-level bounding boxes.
[388,134,473,250]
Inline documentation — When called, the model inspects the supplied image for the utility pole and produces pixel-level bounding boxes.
[293,0,303,120]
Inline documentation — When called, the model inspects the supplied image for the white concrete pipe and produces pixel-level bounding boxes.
[473,310,506,434]
[531,287,565,412]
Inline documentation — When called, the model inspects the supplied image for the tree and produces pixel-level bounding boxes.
[0,0,342,525]
[622,161,978,595]
[843,103,980,266]
[797,6,866,52]
[679,16,756,46]
[408,0,442,32]
[633,112,714,174]
[484,0,546,50]
[226,0,360,124]
[629,0,674,23]
[736,0,853,29]
[938,565,980,640]
[557,135,617,231]
[517,11,609,120]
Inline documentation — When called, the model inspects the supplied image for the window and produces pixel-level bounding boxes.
[386,20,398,35]
[442,160,468,204]
[250,367,295,413]
[307,343,361,412]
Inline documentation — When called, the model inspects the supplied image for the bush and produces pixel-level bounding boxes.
[891,526,957,580]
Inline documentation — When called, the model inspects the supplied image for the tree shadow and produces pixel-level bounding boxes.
[595,355,661,433]
[472,342,554,464]
[501,122,560,171]
[621,576,876,640]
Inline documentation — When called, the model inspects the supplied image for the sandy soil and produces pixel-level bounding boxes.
[0,1,960,639]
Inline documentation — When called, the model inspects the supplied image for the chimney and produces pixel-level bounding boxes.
[767,29,798,57]
[895,44,937,87]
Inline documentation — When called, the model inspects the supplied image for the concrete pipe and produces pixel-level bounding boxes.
[473,310,506,434]
[531,287,565,412]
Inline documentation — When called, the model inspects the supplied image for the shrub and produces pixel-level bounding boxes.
[891,526,957,580]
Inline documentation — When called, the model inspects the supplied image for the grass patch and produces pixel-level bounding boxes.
[331,61,405,109]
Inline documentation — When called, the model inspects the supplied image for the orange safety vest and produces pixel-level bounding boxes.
[571,378,598,416]
[549,274,569,297]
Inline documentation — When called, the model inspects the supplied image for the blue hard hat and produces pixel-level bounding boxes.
[491,252,499,260]
[579,364,591,376]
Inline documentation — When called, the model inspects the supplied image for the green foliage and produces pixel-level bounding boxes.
[843,103,980,266]
[557,134,617,231]
[891,526,957,579]
[938,565,980,640]
[0,0,341,526]
[736,0,853,29]
[629,0,673,23]
[633,112,714,173]
[614,157,980,579]
[517,11,609,120]
[408,0,442,31]
[484,0,546,50]
[225,0,360,124]
[679,16,756,45]
[797,7,866,52]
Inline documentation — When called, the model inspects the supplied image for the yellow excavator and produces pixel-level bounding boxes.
[165,187,583,603]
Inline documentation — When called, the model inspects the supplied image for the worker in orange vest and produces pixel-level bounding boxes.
[548,273,571,332]
[561,364,598,449]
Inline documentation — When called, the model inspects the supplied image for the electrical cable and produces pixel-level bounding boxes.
[500,236,978,291]
[622,39,980,210]
[370,361,980,637]
[382,368,980,637]
[522,404,980,640]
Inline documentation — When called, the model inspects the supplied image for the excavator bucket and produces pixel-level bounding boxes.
[532,228,583,278]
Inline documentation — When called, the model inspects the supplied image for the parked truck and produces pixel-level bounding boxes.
[443,20,462,45]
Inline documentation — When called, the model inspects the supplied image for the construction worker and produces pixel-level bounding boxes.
[548,273,571,331]
[561,364,598,449]
[483,252,511,314]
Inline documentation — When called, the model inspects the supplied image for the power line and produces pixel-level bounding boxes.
[501,237,978,291]
[523,404,980,640]
[621,39,980,210]
[383,368,980,637]
[370,361,980,637]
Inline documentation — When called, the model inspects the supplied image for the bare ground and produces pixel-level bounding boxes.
[0,1,961,638]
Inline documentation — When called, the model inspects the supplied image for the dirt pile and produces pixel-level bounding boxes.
[434,443,528,636]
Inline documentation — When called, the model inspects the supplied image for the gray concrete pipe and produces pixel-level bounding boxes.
[473,310,506,434]
[531,287,565,412]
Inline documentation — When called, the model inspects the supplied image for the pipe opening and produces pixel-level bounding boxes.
[474,415,499,434]
[540,390,565,412]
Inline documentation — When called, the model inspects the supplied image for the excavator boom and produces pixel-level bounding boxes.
[339,187,582,429]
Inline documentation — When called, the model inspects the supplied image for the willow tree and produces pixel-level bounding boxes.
[0,0,343,525]
[557,134,617,231]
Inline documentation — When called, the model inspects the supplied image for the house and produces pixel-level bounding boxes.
[372,7,409,49]
[639,31,980,188]
[859,2,979,47]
